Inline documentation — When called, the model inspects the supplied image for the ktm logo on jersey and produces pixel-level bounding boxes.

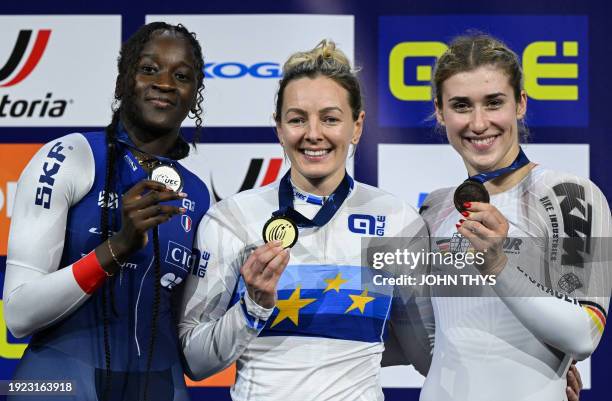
[0,29,51,87]
[210,158,282,202]
[553,182,592,268]
[0,144,43,255]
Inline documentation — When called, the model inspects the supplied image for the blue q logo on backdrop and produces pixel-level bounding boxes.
[378,16,588,127]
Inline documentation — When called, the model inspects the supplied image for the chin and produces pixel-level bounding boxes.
[141,116,180,134]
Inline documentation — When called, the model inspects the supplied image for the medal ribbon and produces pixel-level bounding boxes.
[467,147,530,184]
[273,170,354,228]
[115,124,178,166]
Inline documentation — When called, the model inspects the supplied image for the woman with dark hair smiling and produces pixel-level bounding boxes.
[4,22,210,401]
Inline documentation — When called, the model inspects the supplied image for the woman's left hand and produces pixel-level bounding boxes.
[456,201,509,275]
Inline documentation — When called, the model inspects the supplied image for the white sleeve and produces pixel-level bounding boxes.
[382,206,434,375]
[178,204,274,380]
[494,178,611,361]
[3,133,96,338]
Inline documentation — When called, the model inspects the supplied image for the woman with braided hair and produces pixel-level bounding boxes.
[4,22,210,401]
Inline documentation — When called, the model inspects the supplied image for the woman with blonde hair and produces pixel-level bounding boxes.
[178,39,432,400]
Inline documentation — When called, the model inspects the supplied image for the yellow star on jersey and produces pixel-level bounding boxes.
[344,288,375,314]
[323,273,348,293]
[270,286,317,328]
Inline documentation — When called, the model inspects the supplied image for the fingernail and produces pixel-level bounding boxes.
[463,202,471,209]
[179,192,188,198]
[179,207,187,213]
[461,211,470,217]
[455,223,461,229]
[459,219,465,223]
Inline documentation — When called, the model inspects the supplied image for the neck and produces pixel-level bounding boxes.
[484,162,536,194]
[121,113,179,157]
[290,169,345,196]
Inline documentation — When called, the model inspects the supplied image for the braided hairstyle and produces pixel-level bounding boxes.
[99,22,205,401]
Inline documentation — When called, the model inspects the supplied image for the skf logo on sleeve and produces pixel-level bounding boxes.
[34,141,67,209]
[379,15,588,127]
[348,214,386,236]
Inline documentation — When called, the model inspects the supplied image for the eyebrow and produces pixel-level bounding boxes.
[284,106,343,116]
[448,92,507,102]
[319,106,343,114]
[139,53,195,69]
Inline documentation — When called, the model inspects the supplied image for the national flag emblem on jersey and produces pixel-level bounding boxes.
[181,214,192,232]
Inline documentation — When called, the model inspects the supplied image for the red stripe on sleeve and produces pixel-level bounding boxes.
[586,305,607,326]
[72,251,107,294]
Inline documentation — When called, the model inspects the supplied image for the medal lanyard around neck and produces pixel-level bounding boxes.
[115,125,177,166]
[467,147,530,184]
[273,170,354,228]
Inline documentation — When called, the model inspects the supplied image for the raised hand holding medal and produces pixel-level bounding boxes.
[455,148,530,275]
[150,163,184,193]
[263,216,298,249]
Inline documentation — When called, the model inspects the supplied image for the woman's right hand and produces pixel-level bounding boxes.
[240,241,290,309]
[96,180,186,273]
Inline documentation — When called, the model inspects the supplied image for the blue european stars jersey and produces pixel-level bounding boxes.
[5,130,210,400]
[179,178,433,401]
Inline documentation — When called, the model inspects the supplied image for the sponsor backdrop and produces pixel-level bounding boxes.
[1,1,611,400]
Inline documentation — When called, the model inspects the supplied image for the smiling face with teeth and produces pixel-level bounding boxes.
[435,65,527,176]
[276,76,364,195]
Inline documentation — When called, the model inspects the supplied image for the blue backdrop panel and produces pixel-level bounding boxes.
[0,1,610,400]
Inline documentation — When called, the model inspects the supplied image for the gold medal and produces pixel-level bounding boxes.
[262,216,298,248]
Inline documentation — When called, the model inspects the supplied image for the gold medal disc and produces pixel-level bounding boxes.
[262,216,298,248]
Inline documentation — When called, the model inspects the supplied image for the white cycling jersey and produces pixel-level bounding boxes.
[179,175,433,401]
[419,166,611,401]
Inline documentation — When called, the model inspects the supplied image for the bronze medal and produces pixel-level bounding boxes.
[453,180,489,212]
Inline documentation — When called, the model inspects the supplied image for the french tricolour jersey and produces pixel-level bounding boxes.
[179,179,432,401]
[419,166,611,401]
[5,131,210,373]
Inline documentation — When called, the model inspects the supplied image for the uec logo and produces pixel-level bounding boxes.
[204,62,281,79]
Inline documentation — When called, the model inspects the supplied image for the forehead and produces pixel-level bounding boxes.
[140,31,196,64]
[282,76,349,110]
[441,65,512,98]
